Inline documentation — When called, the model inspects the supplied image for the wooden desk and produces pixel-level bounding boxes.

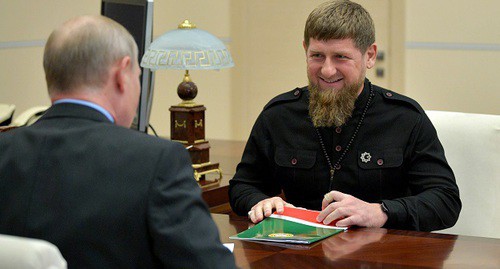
[199,139,245,213]
[212,214,500,268]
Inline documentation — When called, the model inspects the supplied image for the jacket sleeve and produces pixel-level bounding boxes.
[382,113,462,231]
[147,142,237,268]
[229,114,282,216]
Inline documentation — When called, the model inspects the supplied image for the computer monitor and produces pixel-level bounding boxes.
[101,0,155,132]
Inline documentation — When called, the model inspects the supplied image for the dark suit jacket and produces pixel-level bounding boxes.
[0,103,236,268]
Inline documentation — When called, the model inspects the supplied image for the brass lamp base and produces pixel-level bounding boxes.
[193,162,222,188]
[169,70,222,186]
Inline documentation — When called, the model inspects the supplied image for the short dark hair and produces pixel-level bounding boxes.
[304,0,375,52]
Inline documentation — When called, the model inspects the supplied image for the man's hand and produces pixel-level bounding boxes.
[247,197,294,223]
[316,191,388,228]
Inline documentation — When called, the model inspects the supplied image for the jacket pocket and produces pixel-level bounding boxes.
[357,148,405,201]
[275,147,316,169]
[274,147,317,200]
[358,148,403,169]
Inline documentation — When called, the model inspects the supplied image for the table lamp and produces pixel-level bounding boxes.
[141,19,234,183]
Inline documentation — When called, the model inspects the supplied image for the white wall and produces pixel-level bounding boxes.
[0,0,101,123]
[404,0,500,115]
[1,0,499,141]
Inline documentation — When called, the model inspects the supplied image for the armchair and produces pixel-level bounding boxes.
[427,110,500,238]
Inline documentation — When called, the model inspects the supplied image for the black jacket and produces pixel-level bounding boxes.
[229,79,461,232]
[0,103,236,269]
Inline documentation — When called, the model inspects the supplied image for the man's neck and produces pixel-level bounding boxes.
[50,89,115,122]
[52,98,115,123]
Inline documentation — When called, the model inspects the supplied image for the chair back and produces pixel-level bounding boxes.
[0,234,67,269]
[11,106,49,127]
[427,110,500,238]
[0,104,15,126]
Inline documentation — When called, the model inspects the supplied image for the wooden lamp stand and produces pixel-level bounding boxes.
[169,70,222,184]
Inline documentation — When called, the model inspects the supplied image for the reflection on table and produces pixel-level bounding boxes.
[212,214,500,268]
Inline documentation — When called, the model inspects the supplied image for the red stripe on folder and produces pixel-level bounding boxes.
[273,207,341,227]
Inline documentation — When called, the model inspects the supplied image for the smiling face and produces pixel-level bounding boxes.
[305,38,375,95]
[305,37,376,127]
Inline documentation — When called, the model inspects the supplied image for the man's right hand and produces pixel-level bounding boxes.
[247,197,295,223]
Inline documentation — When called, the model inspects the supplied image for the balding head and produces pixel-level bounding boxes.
[43,15,138,96]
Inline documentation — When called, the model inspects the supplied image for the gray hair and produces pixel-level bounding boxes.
[43,15,138,94]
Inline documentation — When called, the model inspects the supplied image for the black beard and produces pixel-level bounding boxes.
[308,80,362,127]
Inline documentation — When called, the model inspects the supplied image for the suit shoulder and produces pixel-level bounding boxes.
[112,126,185,151]
[263,87,306,111]
[373,85,424,113]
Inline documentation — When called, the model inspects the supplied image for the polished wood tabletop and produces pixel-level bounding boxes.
[212,214,500,268]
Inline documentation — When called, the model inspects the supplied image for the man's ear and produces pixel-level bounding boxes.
[365,43,377,69]
[303,40,309,63]
[115,56,132,93]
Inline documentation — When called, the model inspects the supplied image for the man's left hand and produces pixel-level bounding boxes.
[316,191,388,228]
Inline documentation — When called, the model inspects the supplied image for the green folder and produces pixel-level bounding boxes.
[229,216,345,244]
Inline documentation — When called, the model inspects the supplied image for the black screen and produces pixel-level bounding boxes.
[101,2,146,65]
[101,0,154,132]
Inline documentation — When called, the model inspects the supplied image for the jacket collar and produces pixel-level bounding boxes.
[37,103,113,124]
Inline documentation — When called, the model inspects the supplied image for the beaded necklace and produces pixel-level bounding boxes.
[314,81,374,191]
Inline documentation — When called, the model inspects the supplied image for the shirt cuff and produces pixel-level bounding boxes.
[380,199,407,229]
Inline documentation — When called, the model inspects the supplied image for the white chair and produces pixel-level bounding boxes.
[11,106,49,127]
[0,103,15,125]
[0,234,67,269]
[426,110,500,238]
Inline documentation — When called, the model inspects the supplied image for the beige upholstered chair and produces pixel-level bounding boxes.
[0,234,67,269]
[427,110,500,238]
[0,103,15,126]
[0,105,49,132]
[11,106,49,127]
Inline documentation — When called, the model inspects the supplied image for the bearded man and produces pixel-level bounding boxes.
[228,0,461,232]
